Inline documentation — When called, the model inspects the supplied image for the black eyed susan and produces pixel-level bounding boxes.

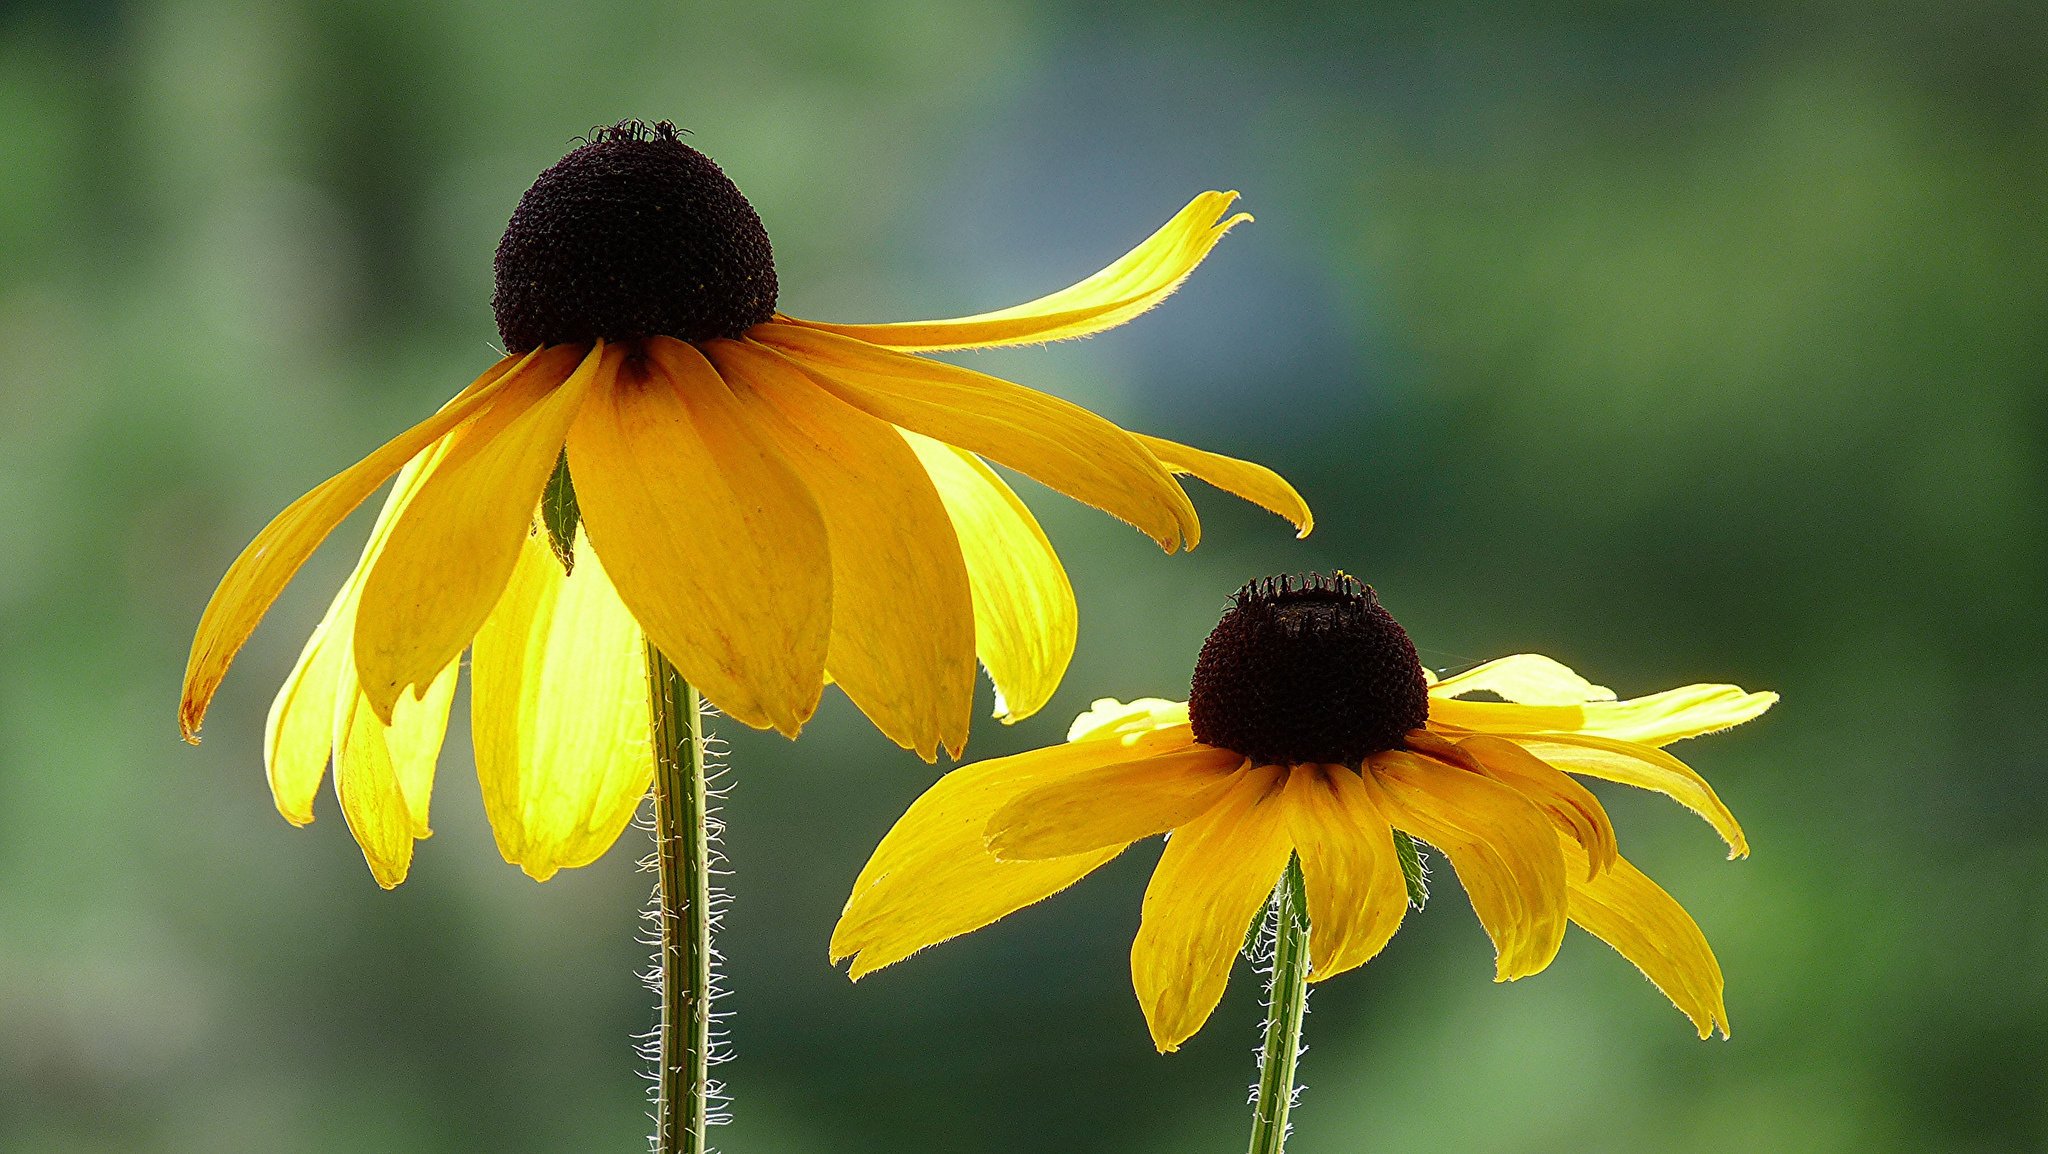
[832,573,1775,1062]
[179,121,1309,888]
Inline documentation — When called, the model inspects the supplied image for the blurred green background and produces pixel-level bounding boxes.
[2,1,2043,1151]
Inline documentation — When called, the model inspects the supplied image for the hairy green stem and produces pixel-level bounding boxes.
[646,644,711,1154]
[1248,861,1311,1154]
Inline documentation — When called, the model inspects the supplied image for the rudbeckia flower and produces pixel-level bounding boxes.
[832,574,1775,1053]
[179,121,1308,887]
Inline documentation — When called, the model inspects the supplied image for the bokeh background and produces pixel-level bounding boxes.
[3,1,2043,1151]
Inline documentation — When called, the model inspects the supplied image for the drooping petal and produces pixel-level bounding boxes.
[1430,654,1616,705]
[704,338,975,760]
[1066,697,1192,743]
[1509,732,1748,859]
[1564,841,1730,1039]
[355,343,606,721]
[778,192,1250,351]
[1428,696,1587,734]
[568,338,830,736]
[752,324,1199,551]
[182,348,561,741]
[833,739,1158,979]
[1576,684,1778,747]
[904,433,1075,723]
[1132,433,1312,538]
[472,526,651,882]
[1368,750,1568,981]
[265,445,455,827]
[332,692,418,890]
[1283,767,1410,981]
[1131,763,1293,1052]
[1458,734,1618,878]
[986,746,1244,861]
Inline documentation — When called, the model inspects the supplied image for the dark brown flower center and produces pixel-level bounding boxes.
[492,121,778,352]
[1188,574,1429,766]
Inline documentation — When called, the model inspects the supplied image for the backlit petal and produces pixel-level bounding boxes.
[752,324,1199,551]
[568,338,830,736]
[1459,734,1618,878]
[332,692,417,889]
[1133,433,1312,537]
[1429,696,1588,733]
[182,349,555,741]
[1131,763,1293,1052]
[1508,733,1749,859]
[1577,685,1778,747]
[778,192,1249,351]
[704,338,975,760]
[1283,767,1409,981]
[1368,750,1568,981]
[833,739,1153,979]
[987,746,1243,861]
[1565,841,1731,1039]
[355,343,605,720]
[472,527,651,882]
[1430,654,1616,705]
[905,433,1075,723]
[1066,697,1191,743]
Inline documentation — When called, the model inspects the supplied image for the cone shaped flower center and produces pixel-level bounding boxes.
[1188,574,1429,766]
[492,120,778,352]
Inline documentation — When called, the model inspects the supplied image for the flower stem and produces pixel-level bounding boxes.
[1248,860,1311,1154]
[646,643,712,1154]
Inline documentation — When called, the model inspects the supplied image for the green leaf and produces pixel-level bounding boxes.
[541,450,579,574]
[1393,830,1429,910]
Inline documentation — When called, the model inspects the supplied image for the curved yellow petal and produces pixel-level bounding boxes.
[704,338,975,760]
[1565,841,1730,1039]
[779,192,1250,351]
[1458,734,1618,878]
[1131,763,1292,1053]
[1368,750,1568,981]
[568,338,830,737]
[987,746,1243,861]
[833,739,1152,979]
[1577,685,1778,747]
[1284,767,1409,982]
[1066,697,1191,743]
[1508,733,1749,859]
[752,324,1199,551]
[182,348,550,741]
[1132,433,1312,537]
[472,526,652,882]
[355,343,604,720]
[905,434,1076,724]
[266,445,455,827]
[1429,696,1587,734]
[1430,654,1616,705]
[332,692,416,889]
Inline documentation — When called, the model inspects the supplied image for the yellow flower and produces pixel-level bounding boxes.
[832,574,1775,1052]
[179,121,1308,887]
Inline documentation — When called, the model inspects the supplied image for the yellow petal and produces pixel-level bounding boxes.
[568,338,830,737]
[1458,734,1618,878]
[472,527,652,882]
[1066,697,1192,743]
[833,739,1149,979]
[986,745,1243,861]
[905,434,1076,723]
[752,324,1199,551]
[778,192,1250,351]
[1132,433,1312,537]
[265,445,455,827]
[1283,767,1409,981]
[1429,696,1587,733]
[1368,750,1568,981]
[1430,654,1616,705]
[182,349,550,742]
[1577,685,1778,747]
[1564,841,1730,1039]
[1507,733,1749,859]
[332,692,417,889]
[1131,763,1293,1053]
[354,343,605,720]
[704,338,975,760]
